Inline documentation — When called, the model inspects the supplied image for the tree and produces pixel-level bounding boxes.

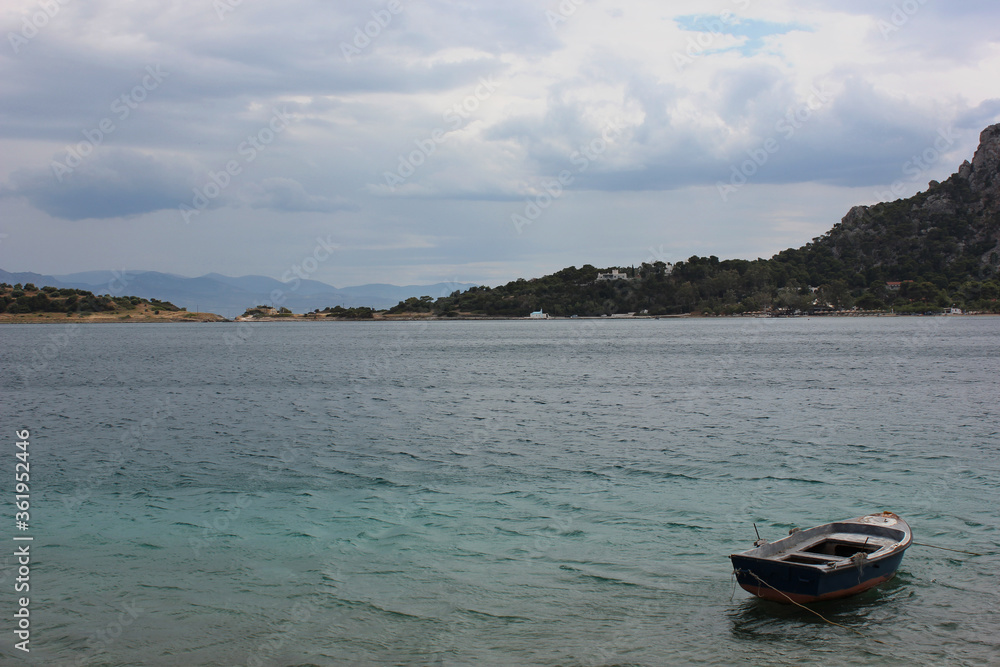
[775,286,811,311]
[855,293,885,310]
[818,280,853,309]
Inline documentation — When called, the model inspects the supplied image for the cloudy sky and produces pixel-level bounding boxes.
[2,0,999,288]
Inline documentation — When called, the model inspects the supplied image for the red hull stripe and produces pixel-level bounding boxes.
[739,573,896,604]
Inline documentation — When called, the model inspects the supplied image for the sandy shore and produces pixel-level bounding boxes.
[0,309,228,323]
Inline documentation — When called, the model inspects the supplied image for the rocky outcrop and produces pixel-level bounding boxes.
[964,124,1000,267]
[819,123,1000,275]
[965,123,1000,200]
[840,205,870,230]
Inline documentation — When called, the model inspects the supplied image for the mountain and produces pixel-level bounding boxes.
[8,124,997,318]
[0,269,477,317]
[412,123,1000,317]
[200,273,347,297]
[0,270,61,287]
[771,123,1000,291]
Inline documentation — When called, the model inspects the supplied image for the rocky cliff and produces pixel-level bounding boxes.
[809,123,1000,282]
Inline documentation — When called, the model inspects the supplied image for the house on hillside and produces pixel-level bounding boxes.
[596,269,630,281]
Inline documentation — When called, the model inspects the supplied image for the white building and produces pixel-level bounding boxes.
[529,310,548,319]
[596,268,630,281]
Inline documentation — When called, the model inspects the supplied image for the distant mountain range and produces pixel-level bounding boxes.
[0,269,478,317]
[11,126,996,319]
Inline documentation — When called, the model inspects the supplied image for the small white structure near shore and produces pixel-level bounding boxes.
[529,310,548,319]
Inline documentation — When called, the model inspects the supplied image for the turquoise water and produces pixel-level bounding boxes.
[1,318,998,665]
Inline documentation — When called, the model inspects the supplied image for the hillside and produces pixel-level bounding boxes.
[0,283,224,322]
[0,269,477,316]
[403,124,1000,317]
[771,124,1000,300]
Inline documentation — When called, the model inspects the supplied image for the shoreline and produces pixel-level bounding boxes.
[0,312,228,324]
[3,312,997,324]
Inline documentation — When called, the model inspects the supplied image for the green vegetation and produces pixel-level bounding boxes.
[386,296,436,315]
[385,254,998,317]
[0,283,182,315]
[319,306,376,319]
[386,165,1000,316]
[240,305,277,318]
[8,130,1000,320]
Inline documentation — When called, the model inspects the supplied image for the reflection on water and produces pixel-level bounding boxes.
[728,573,909,640]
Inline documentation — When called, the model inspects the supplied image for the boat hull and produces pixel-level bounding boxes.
[729,512,911,604]
[731,549,906,604]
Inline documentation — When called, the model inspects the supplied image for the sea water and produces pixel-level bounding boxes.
[1,317,998,666]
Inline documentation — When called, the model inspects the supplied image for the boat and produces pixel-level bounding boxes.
[729,511,912,604]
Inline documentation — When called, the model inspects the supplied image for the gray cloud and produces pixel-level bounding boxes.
[956,99,1000,131]
[480,62,975,196]
[239,178,357,213]
[1,0,999,285]
[6,150,196,220]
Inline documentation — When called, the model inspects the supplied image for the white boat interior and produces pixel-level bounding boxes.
[741,515,910,569]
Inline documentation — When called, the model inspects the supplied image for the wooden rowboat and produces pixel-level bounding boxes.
[730,511,912,604]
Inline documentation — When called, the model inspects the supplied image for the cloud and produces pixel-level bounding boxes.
[5,150,196,220]
[674,15,811,57]
[2,0,1000,285]
[955,99,1000,131]
[239,177,357,213]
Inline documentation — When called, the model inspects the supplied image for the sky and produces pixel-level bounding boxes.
[1,0,999,288]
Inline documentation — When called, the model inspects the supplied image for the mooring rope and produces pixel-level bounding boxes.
[736,569,885,645]
[912,542,984,557]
